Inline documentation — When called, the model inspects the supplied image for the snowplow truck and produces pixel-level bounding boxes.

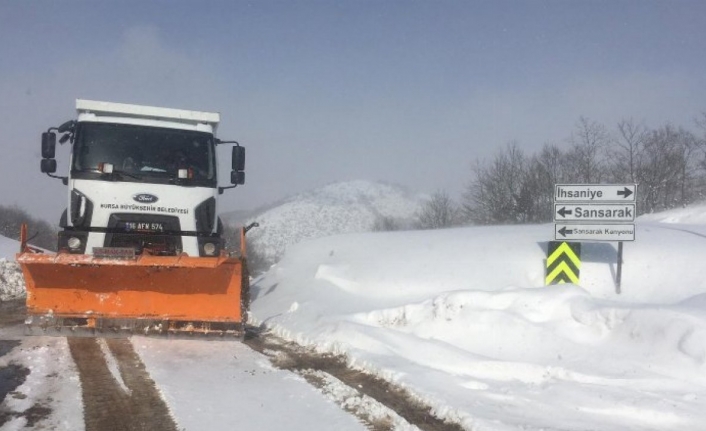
[17,99,249,335]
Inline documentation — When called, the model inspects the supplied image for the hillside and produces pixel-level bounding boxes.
[241,180,425,263]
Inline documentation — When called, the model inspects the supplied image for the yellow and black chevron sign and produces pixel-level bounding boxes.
[545,241,581,285]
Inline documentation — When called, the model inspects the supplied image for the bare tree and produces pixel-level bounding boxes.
[462,142,527,224]
[636,124,704,212]
[608,119,647,183]
[416,190,458,229]
[564,117,611,183]
[693,113,706,198]
[461,115,706,224]
[673,127,704,206]
[371,215,402,232]
[519,149,558,223]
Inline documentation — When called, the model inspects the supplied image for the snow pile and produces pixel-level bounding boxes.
[0,258,25,302]
[0,234,26,301]
[251,220,706,431]
[245,180,425,262]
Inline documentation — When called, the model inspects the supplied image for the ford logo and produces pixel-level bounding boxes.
[133,193,159,204]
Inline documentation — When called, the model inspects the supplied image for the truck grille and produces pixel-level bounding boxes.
[105,214,182,255]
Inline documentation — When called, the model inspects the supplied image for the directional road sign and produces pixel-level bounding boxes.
[554,223,635,242]
[554,184,637,202]
[554,204,636,222]
[545,241,581,285]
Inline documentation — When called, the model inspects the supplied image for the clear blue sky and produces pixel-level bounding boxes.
[1,0,705,217]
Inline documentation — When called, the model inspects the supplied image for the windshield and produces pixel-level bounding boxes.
[72,122,217,186]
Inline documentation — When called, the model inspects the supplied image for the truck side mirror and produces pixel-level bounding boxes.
[231,171,245,185]
[41,158,57,173]
[42,132,56,159]
[230,146,245,185]
[219,143,246,193]
[232,146,245,172]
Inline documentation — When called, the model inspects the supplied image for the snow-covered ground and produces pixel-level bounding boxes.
[2,203,706,430]
[638,201,706,224]
[248,216,706,430]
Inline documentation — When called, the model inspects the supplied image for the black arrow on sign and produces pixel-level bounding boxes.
[617,187,633,199]
[557,207,573,217]
[558,226,574,237]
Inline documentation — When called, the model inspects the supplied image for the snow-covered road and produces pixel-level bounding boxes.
[0,322,438,431]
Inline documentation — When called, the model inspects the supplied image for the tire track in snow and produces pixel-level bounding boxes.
[67,337,178,431]
[646,223,706,239]
[244,330,465,431]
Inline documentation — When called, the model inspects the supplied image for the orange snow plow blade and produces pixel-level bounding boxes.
[16,226,248,336]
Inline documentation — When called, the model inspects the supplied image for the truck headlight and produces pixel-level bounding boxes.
[203,242,216,256]
[68,237,82,250]
[70,190,94,227]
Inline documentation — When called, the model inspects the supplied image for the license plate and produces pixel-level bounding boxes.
[93,247,136,259]
[120,221,165,232]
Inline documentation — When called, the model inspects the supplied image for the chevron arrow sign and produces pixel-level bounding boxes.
[545,241,581,285]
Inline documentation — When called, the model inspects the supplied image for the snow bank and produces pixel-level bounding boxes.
[0,258,25,301]
[0,234,27,301]
[251,221,706,431]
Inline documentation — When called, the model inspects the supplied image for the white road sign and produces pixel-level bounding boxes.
[554,223,636,242]
[554,184,637,202]
[554,204,636,222]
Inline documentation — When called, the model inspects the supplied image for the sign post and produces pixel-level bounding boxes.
[616,242,624,294]
[553,184,637,293]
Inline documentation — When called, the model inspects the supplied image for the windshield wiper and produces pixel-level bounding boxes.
[102,169,143,181]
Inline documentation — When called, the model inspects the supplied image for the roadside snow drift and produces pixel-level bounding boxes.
[250,220,706,431]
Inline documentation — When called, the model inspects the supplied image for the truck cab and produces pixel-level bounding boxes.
[40,99,245,258]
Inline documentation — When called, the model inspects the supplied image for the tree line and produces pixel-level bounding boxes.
[411,115,706,228]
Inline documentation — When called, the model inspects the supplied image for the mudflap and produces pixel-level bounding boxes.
[17,251,248,337]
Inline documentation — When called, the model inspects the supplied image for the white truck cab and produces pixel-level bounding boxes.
[39,99,245,257]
